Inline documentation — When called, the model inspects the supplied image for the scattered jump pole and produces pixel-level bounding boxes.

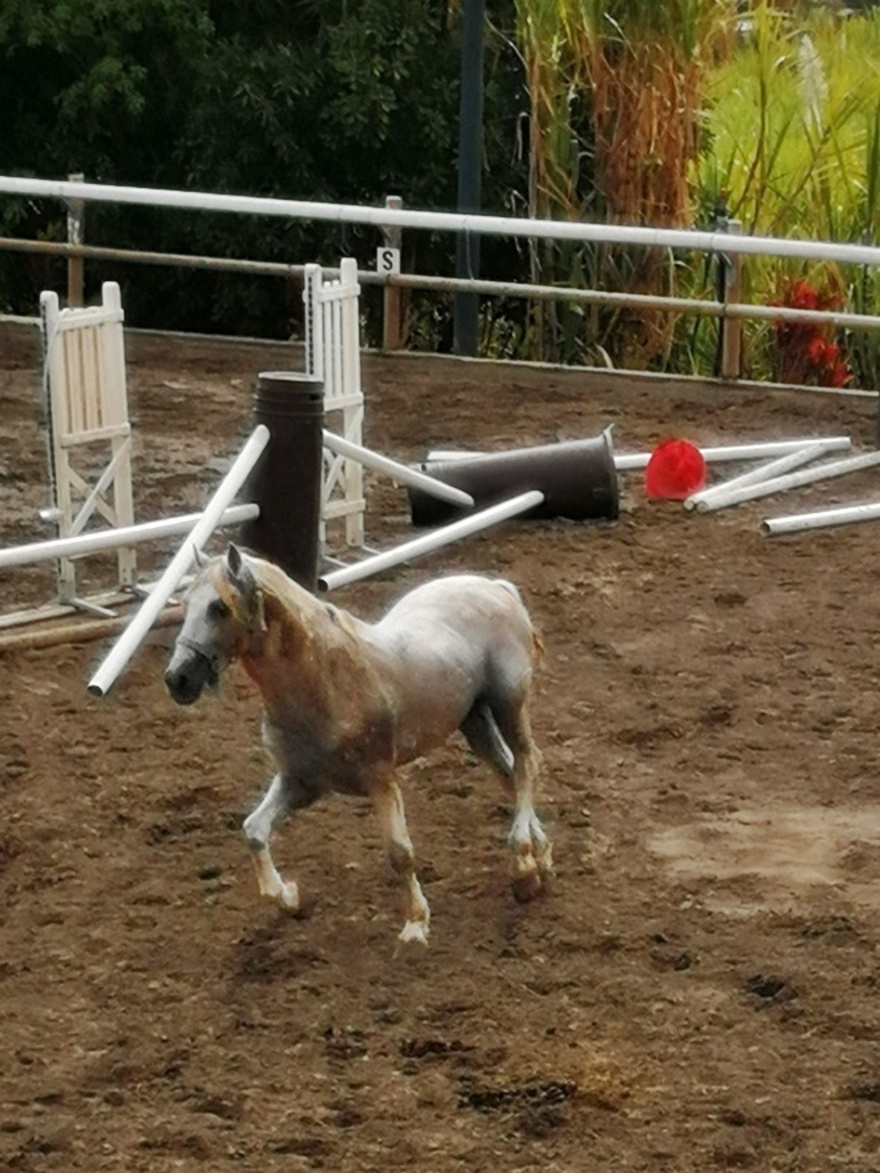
[429,436,853,472]
[425,450,485,462]
[319,490,545,592]
[322,430,475,509]
[613,436,852,472]
[762,501,880,536]
[87,424,270,697]
[684,442,834,512]
[0,503,258,570]
[696,450,880,513]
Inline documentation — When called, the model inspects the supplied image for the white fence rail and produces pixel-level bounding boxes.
[3,175,880,265]
[4,175,880,380]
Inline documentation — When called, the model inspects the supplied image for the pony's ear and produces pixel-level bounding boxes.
[226,542,245,578]
[193,544,210,569]
[225,543,265,631]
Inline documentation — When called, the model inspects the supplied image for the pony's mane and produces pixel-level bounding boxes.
[214,550,365,641]
[247,554,313,608]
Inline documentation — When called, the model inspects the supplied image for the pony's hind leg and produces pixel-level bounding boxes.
[372,777,430,946]
[497,703,552,902]
[461,702,515,780]
[508,746,550,902]
[242,772,302,913]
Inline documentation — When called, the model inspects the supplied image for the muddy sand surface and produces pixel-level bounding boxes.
[2,327,880,1170]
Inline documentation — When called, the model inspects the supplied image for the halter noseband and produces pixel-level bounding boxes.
[176,634,221,677]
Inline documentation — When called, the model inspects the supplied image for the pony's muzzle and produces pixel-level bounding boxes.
[164,648,216,706]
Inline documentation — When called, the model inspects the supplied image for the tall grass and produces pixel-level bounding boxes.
[512,0,733,366]
[695,3,880,384]
[513,0,580,357]
[504,0,880,382]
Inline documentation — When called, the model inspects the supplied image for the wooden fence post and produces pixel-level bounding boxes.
[66,173,85,308]
[382,194,403,351]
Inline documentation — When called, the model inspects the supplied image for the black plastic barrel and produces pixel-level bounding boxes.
[240,371,324,591]
[408,431,619,527]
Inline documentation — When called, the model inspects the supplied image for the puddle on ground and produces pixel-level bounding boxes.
[648,805,880,914]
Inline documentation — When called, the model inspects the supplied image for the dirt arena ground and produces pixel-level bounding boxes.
[3,324,880,1171]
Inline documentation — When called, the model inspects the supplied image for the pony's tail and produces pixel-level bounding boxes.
[497,578,544,666]
[531,626,546,666]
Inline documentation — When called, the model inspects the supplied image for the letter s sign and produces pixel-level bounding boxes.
[376,247,401,275]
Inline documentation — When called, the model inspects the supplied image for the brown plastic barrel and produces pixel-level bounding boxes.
[240,371,324,590]
[408,432,619,527]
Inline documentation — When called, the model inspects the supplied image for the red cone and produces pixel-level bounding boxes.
[645,439,706,500]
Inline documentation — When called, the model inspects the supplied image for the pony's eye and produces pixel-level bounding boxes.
[208,598,231,620]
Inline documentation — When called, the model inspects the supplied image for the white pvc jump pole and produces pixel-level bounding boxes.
[87,424,270,698]
[429,437,853,472]
[684,442,834,512]
[425,450,485,462]
[319,490,545,592]
[322,430,475,509]
[762,501,880,536]
[613,436,852,472]
[0,503,259,570]
[696,450,880,513]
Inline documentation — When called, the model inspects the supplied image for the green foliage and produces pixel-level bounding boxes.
[693,3,880,385]
[0,0,524,338]
[5,0,878,379]
[0,0,213,178]
[0,0,215,315]
[698,6,880,237]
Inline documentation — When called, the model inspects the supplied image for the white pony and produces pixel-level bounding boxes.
[164,544,551,944]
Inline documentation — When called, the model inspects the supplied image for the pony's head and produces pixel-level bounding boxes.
[164,542,266,705]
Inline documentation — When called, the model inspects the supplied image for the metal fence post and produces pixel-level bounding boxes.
[66,173,85,308]
[382,194,403,350]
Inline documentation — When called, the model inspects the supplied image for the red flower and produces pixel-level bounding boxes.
[772,277,852,389]
[788,279,819,310]
[828,361,852,388]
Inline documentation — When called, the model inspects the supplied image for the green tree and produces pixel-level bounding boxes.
[0,0,528,341]
[0,0,214,312]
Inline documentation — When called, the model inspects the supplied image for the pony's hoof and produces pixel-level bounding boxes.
[275,881,301,914]
[536,843,554,877]
[399,920,430,946]
[512,869,543,903]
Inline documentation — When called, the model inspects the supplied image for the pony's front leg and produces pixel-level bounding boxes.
[372,778,430,946]
[242,772,301,913]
